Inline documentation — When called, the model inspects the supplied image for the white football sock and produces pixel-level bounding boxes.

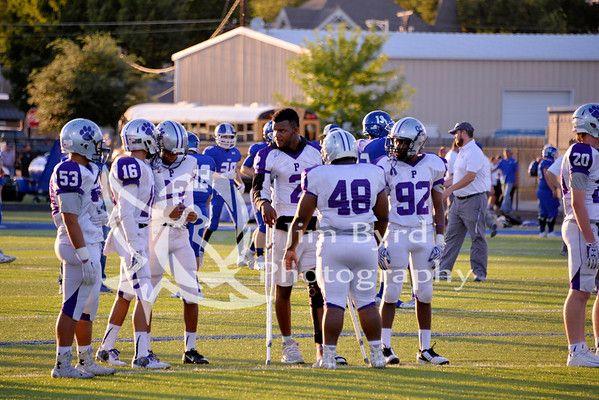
[77,344,92,355]
[418,329,431,350]
[185,331,196,352]
[282,335,292,344]
[134,331,149,358]
[100,323,121,350]
[568,342,587,353]
[369,340,382,350]
[57,346,71,356]
[381,328,392,348]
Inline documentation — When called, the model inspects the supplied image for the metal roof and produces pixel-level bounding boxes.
[263,29,599,61]
[124,102,275,123]
[0,100,24,121]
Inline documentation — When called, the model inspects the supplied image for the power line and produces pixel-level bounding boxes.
[210,0,242,39]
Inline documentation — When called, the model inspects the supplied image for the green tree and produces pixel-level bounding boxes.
[457,0,599,33]
[286,25,412,130]
[27,34,146,134]
[396,0,439,25]
[250,0,304,22]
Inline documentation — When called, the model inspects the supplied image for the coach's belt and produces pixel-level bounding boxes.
[138,223,148,229]
[275,216,317,232]
[456,192,485,200]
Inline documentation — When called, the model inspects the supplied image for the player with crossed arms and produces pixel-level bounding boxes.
[376,117,450,365]
[50,119,115,378]
[284,129,389,369]
[560,103,599,367]
[96,119,168,369]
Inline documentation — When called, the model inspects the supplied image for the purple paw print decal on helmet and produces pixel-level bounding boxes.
[80,125,94,141]
[141,122,154,135]
[589,104,599,119]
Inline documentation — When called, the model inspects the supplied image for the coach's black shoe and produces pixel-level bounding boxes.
[183,349,209,364]
[382,347,400,365]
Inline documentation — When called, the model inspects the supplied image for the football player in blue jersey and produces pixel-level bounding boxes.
[536,144,560,238]
[239,121,274,269]
[187,132,216,268]
[357,110,394,164]
[202,123,250,266]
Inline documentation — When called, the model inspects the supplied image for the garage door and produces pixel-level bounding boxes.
[502,91,571,131]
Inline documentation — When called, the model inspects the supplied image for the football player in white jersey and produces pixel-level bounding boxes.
[560,104,599,367]
[376,117,450,365]
[96,119,168,369]
[252,108,328,364]
[149,120,208,364]
[50,119,115,378]
[284,129,389,369]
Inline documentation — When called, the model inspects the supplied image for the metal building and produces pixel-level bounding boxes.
[172,27,599,137]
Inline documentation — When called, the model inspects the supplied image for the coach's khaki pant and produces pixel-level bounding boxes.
[439,192,488,279]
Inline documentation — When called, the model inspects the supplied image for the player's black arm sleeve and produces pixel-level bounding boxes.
[252,172,269,209]
[373,190,389,246]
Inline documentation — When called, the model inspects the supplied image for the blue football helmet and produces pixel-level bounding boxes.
[188,131,200,154]
[542,144,557,159]
[215,123,237,149]
[262,120,274,143]
[362,110,393,138]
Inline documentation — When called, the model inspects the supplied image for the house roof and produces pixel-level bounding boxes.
[171,27,599,63]
[262,29,599,61]
[282,0,431,32]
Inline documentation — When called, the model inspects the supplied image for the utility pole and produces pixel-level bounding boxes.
[240,0,248,27]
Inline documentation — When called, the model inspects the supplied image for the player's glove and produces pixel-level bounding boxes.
[586,242,599,269]
[378,246,391,271]
[75,247,97,286]
[128,250,147,274]
[428,234,446,266]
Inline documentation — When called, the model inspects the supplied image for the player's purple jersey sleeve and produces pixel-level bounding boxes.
[569,143,593,175]
[301,165,321,197]
[243,142,267,168]
[116,157,141,186]
[55,161,83,194]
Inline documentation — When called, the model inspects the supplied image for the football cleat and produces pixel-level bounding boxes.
[100,284,112,293]
[490,223,498,238]
[0,253,16,264]
[96,348,126,367]
[148,350,171,369]
[183,349,209,364]
[382,347,400,365]
[473,275,486,282]
[51,352,94,379]
[369,346,386,368]
[398,298,415,309]
[539,232,548,238]
[281,340,305,364]
[567,345,599,367]
[254,255,265,271]
[313,348,336,369]
[417,345,449,365]
[77,348,116,375]
[334,355,348,366]
[437,270,451,281]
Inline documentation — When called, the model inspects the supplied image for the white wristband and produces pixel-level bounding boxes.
[435,234,445,246]
[75,247,90,262]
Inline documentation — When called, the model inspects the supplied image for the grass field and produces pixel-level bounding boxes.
[0,215,598,399]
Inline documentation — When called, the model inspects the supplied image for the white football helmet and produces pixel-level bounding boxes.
[121,119,158,155]
[156,120,188,164]
[385,117,427,161]
[60,118,104,162]
[321,129,357,164]
[573,103,599,138]
[214,123,237,149]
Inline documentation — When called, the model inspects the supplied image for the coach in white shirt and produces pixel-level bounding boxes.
[439,122,489,281]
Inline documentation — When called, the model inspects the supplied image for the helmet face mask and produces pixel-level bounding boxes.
[215,123,237,149]
[385,117,427,161]
[60,118,104,162]
[157,120,188,165]
[262,120,274,143]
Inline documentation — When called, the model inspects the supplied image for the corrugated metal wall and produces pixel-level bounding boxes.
[175,35,303,105]
[174,34,599,139]
[392,59,599,136]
